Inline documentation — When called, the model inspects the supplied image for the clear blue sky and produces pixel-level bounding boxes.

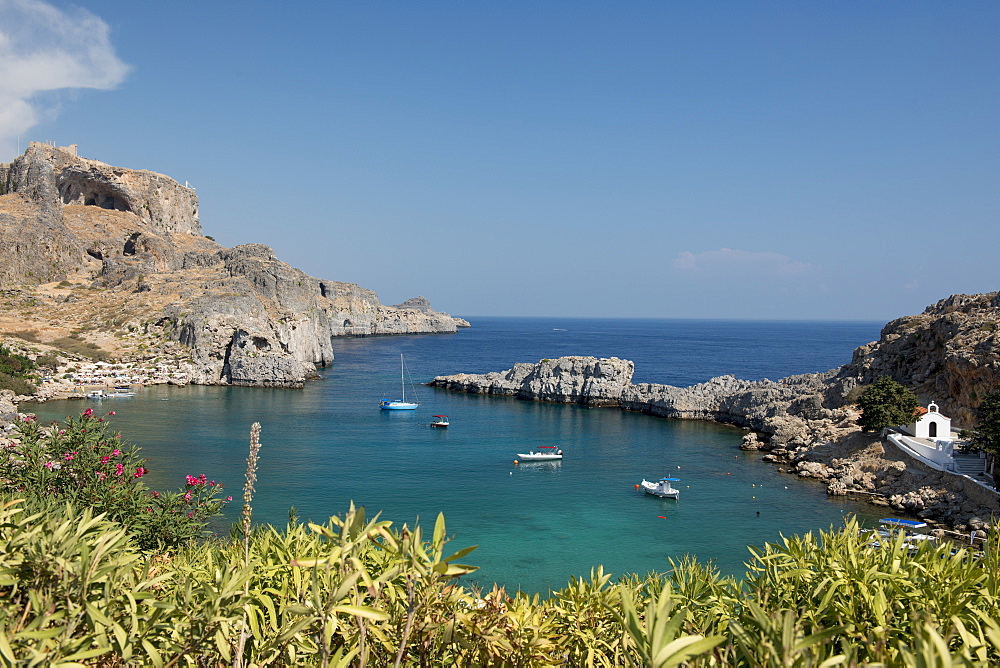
[2,1,997,321]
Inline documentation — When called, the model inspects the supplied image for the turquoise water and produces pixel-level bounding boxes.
[24,317,887,594]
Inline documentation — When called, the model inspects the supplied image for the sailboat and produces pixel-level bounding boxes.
[380,354,419,410]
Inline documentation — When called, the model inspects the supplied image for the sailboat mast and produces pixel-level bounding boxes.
[400,354,405,402]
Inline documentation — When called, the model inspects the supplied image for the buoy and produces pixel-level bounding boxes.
[513,460,519,465]
[677,466,681,469]
[657,516,666,519]
[727,473,732,475]
[752,496,756,499]
[635,484,640,490]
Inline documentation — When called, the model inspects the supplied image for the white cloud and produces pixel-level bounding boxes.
[672,248,814,278]
[0,0,129,159]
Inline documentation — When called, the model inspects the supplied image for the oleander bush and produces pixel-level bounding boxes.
[2,414,1000,665]
[0,410,230,550]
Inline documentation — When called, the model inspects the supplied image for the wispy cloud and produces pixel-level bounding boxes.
[0,0,129,159]
[672,248,814,278]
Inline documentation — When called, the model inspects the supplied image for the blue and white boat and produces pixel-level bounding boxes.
[640,477,680,499]
[865,518,938,549]
[380,354,419,410]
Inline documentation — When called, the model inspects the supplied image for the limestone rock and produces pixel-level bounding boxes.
[431,357,634,406]
[3,143,202,236]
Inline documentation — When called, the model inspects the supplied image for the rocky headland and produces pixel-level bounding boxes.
[0,143,468,392]
[430,293,1000,533]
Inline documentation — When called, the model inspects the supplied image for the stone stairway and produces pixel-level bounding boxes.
[952,454,987,475]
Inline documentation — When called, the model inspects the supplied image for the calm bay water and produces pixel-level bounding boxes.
[25,317,886,594]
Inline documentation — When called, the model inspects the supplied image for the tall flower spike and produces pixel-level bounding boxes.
[241,422,261,552]
[234,421,262,668]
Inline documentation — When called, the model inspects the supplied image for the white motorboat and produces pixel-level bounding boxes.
[639,477,680,499]
[515,446,563,461]
[430,415,449,428]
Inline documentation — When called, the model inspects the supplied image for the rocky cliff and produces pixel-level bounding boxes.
[0,144,468,387]
[828,293,1000,426]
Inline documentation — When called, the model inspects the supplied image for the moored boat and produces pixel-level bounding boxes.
[515,446,563,461]
[430,415,449,428]
[639,477,680,499]
[380,354,419,410]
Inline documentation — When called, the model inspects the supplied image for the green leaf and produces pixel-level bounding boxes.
[332,604,391,622]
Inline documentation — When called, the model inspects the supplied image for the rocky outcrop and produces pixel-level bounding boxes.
[2,143,202,236]
[0,198,86,285]
[432,360,847,443]
[0,144,468,388]
[394,296,471,327]
[827,293,1000,426]
[431,357,634,406]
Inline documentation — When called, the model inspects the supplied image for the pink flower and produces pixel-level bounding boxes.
[151,490,160,498]
[111,449,121,457]
[58,430,66,435]
[108,411,116,416]
[96,471,106,481]
[133,466,146,478]
[183,492,192,502]
[97,418,104,422]
[44,461,55,469]
[100,456,111,464]
[63,452,77,461]
[225,496,233,502]
[83,408,93,417]
[185,474,196,485]
[115,463,124,476]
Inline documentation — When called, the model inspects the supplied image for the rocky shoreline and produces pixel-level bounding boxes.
[430,294,1000,536]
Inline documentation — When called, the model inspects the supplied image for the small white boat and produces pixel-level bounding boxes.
[515,446,563,461]
[640,477,680,499]
[380,354,419,410]
[430,415,449,428]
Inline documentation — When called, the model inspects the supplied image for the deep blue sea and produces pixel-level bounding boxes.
[24,317,888,594]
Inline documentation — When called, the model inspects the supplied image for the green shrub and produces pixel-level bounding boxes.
[9,329,39,343]
[0,410,230,550]
[857,376,919,432]
[33,353,60,369]
[0,372,35,395]
[0,344,35,376]
[51,336,110,361]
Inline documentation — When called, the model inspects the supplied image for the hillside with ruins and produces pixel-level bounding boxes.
[0,143,468,389]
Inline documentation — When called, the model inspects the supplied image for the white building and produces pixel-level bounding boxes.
[908,402,952,440]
